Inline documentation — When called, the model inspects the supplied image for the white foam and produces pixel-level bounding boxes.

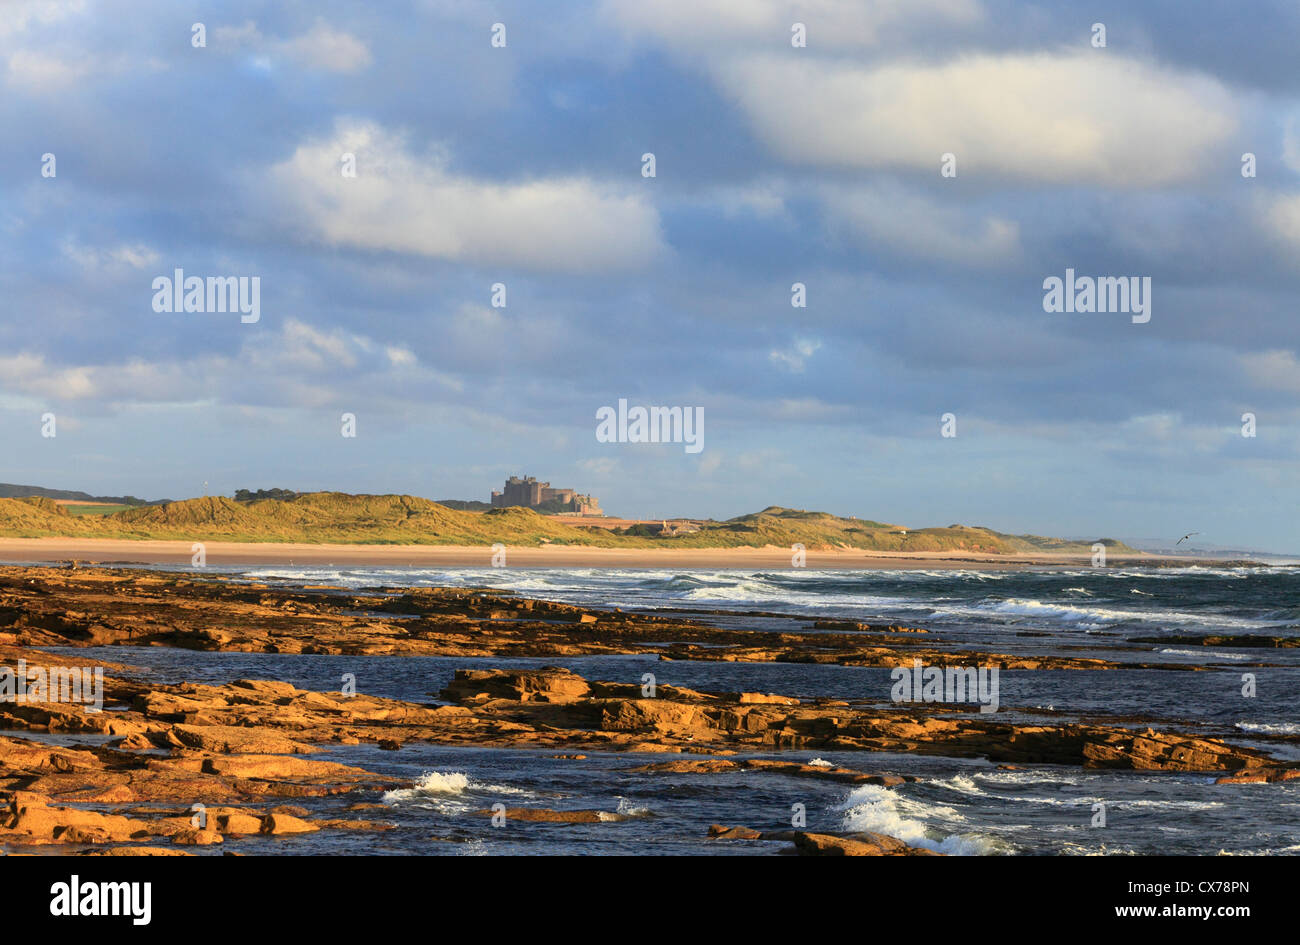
[837,784,1000,856]
[1158,648,1252,660]
[1235,721,1300,735]
[382,770,531,812]
[612,797,653,818]
[969,597,1262,630]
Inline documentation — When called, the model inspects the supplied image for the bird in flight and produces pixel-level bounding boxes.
[1176,532,1200,545]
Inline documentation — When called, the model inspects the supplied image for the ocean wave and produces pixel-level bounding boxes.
[1235,721,1300,735]
[951,596,1274,631]
[1158,648,1253,660]
[233,565,1292,636]
[382,770,533,813]
[930,773,984,797]
[612,797,653,818]
[968,769,1090,787]
[837,784,1004,855]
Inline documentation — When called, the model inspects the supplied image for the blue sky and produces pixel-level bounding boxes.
[2,1,1299,552]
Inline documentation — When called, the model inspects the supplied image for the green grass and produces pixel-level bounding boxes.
[62,504,129,517]
[0,493,1135,554]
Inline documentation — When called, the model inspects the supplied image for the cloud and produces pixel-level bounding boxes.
[769,338,822,372]
[601,0,983,51]
[215,19,372,73]
[5,49,90,89]
[61,240,160,272]
[0,1,87,40]
[824,183,1020,266]
[578,457,621,476]
[0,319,460,406]
[1262,192,1300,253]
[713,51,1237,186]
[713,182,788,219]
[770,398,853,422]
[266,120,665,271]
[1240,349,1300,393]
[1283,112,1300,174]
[2,2,158,92]
[698,451,723,475]
[0,352,100,400]
[277,20,372,73]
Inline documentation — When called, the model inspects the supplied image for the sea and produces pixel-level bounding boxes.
[32,564,1300,855]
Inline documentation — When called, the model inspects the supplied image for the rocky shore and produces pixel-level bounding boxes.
[2,565,1296,855]
[0,566,1226,670]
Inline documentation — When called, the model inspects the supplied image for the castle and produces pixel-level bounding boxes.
[490,476,602,516]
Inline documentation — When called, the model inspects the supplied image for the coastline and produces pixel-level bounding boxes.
[0,537,1246,569]
[2,565,1297,857]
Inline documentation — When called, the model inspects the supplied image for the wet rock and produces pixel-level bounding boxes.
[1215,768,1300,784]
[440,667,592,703]
[261,813,319,835]
[793,831,940,856]
[216,812,265,835]
[172,827,223,845]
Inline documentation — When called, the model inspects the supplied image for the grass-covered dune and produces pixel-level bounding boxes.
[0,493,1133,553]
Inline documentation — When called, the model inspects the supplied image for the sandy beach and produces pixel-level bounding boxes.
[0,537,1202,569]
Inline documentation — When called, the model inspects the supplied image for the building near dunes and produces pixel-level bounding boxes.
[490,476,602,516]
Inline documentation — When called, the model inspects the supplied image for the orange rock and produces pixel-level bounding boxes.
[793,831,939,856]
[172,827,223,845]
[261,813,319,835]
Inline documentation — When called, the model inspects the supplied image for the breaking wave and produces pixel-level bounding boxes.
[382,770,533,813]
[837,784,1004,856]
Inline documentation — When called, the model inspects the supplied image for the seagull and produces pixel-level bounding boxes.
[1176,532,1200,545]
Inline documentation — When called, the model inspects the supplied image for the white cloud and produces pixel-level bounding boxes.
[386,345,417,367]
[1262,192,1300,252]
[5,48,89,88]
[713,182,788,219]
[825,182,1020,266]
[578,457,621,476]
[770,398,851,422]
[1283,113,1300,175]
[4,46,164,91]
[0,319,460,405]
[1240,349,1300,393]
[601,0,983,51]
[277,20,372,73]
[267,120,665,271]
[769,338,822,372]
[713,51,1236,186]
[61,240,160,272]
[214,21,264,47]
[1120,412,1183,442]
[0,352,99,400]
[0,1,87,40]
[215,19,371,73]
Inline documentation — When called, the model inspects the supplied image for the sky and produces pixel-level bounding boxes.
[1,0,1299,552]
